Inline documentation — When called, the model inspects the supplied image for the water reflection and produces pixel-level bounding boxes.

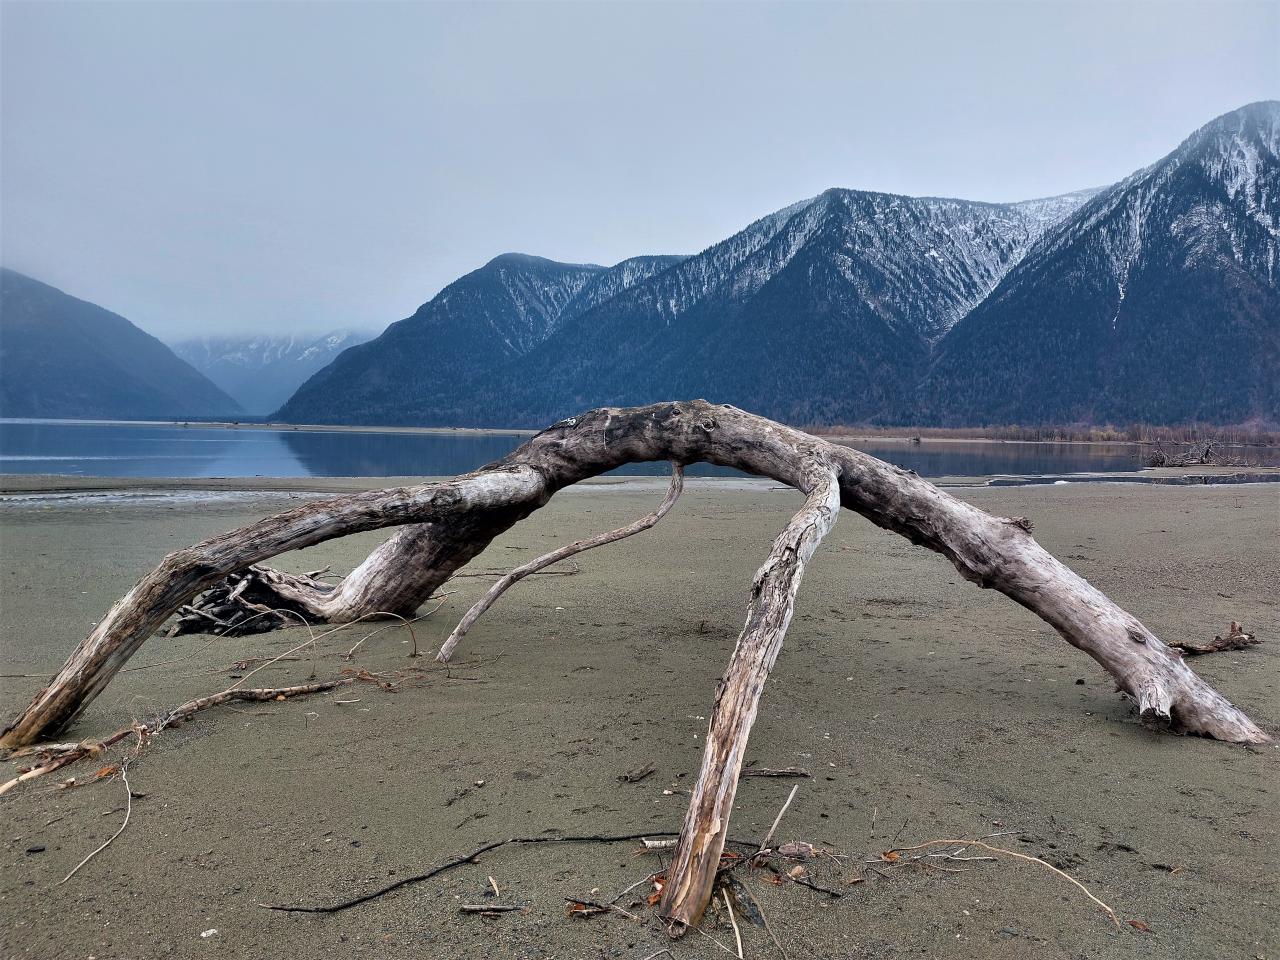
[0,419,1161,480]
[280,429,529,477]
[838,439,1144,476]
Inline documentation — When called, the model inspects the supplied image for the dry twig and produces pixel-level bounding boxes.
[722,888,745,959]
[57,758,133,885]
[884,838,1119,927]
[260,831,687,914]
[755,784,800,858]
[436,463,683,661]
[0,679,352,797]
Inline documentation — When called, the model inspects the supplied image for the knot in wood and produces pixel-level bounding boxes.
[1003,516,1034,532]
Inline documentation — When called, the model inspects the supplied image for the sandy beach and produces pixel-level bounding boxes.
[1,478,1276,959]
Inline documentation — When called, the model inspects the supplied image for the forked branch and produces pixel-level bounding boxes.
[437,463,684,661]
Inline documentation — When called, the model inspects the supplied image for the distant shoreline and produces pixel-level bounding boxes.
[0,416,536,439]
[5,415,1276,450]
[4,465,1279,500]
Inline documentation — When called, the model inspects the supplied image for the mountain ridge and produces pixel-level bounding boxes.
[0,268,244,420]
[920,99,1280,425]
[276,182,1099,426]
[11,103,1275,429]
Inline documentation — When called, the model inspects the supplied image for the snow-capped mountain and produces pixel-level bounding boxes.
[279,188,1090,426]
[274,253,684,424]
[278,102,1277,428]
[173,330,372,415]
[922,100,1280,425]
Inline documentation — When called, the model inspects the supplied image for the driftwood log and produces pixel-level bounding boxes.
[1,400,1268,933]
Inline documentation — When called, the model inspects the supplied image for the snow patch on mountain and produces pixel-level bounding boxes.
[173,330,374,414]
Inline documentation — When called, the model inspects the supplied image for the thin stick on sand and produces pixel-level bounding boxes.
[884,838,1119,927]
[58,759,133,885]
[722,888,745,959]
[756,784,800,857]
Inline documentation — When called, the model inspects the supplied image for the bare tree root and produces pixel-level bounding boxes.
[9,402,1264,756]
[167,567,335,636]
[437,463,684,662]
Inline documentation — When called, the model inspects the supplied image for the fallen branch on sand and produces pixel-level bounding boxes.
[459,904,525,915]
[741,766,811,780]
[0,678,353,797]
[259,832,696,914]
[880,838,1120,928]
[57,758,134,885]
[1168,622,1261,657]
[256,821,1129,954]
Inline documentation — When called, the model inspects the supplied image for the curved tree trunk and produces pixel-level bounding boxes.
[3,400,1265,749]
[0,401,1268,927]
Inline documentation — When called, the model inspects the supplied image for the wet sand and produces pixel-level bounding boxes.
[1,480,1277,959]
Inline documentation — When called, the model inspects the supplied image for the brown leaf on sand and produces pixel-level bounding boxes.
[787,864,807,879]
[881,850,901,862]
[645,874,666,906]
[1128,919,1155,934]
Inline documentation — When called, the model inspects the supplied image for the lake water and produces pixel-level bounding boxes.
[0,419,1156,480]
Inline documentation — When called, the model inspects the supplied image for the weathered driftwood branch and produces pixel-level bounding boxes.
[0,678,353,797]
[1168,622,1261,656]
[658,461,839,931]
[8,401,1261,750]
[437,463,684,662]
[1,400,1268,931]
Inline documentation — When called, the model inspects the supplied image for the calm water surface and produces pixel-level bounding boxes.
[0,419,1155,479]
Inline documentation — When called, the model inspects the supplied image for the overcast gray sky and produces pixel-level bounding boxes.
[2,1,1277,340]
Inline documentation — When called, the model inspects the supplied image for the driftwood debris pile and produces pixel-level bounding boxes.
[1145,439,1252,468]
[167,565,335,636]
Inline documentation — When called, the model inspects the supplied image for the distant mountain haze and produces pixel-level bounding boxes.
[171,332,373,415]
[276,102,1278,428]
[0,269,243,420]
